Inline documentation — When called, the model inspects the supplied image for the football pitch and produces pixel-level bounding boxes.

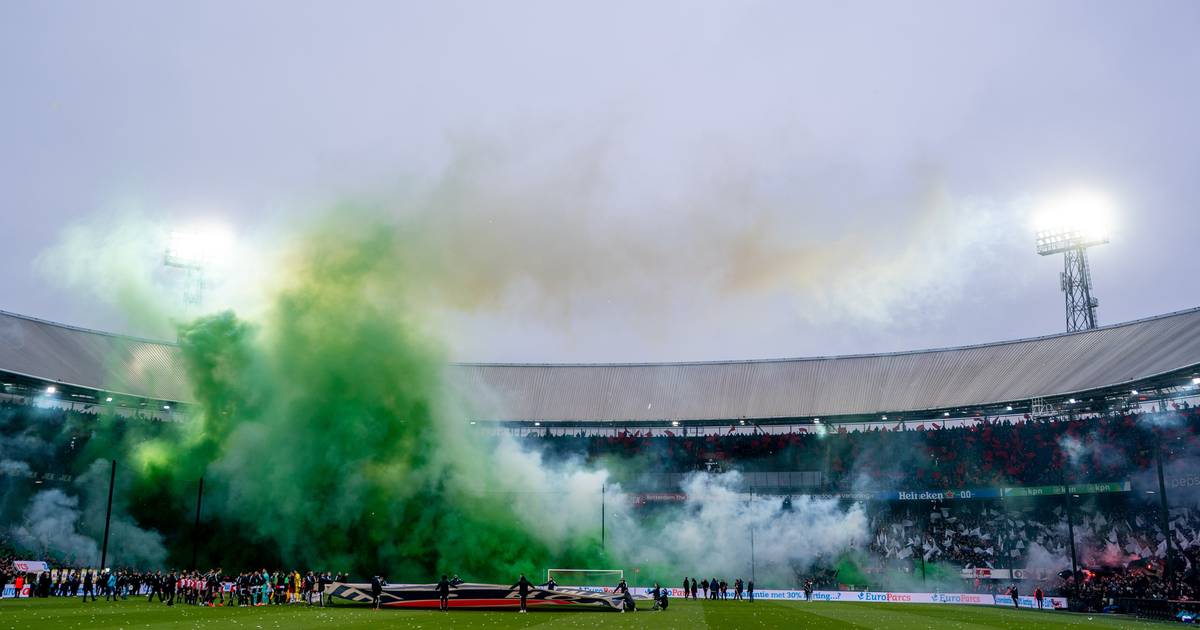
[0,598,1166,629]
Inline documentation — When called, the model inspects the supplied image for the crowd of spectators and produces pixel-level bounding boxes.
[527,408,1200,492]
[4,397,1200,605]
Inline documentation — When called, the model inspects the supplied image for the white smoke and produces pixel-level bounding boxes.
[10,490,99,567]
[1024,541,1070,572]
[608,471,867,584]
[74,460,168,569]
[467,435,867,586]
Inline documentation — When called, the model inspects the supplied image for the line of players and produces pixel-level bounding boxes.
[48,568,346,606]
[678,576,758,601]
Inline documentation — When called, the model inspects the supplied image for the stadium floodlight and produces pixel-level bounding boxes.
[1192,377,1200,386]
[45,386,56,395]
[165,227,233,268]
[1131,390,1138,396]
[534,422,541,427]
[1034,190,1113,332]
[1068,398,1077,404]
[164,225,233,306]
[163,405,170,410]
[813,418,820,423]
[105,396,113,402]
[671,421,679,427]
[1006,405,1013,411]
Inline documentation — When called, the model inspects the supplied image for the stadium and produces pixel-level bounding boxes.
[3,303,1200,626]
[5,2,1200,629]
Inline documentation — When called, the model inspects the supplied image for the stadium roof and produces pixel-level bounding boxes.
[2,307,1200,422]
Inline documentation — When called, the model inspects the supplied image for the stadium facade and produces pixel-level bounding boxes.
[1,307,1199,426]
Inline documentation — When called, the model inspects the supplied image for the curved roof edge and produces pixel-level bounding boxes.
[454,305,1200,368]
[3,307,1200,421]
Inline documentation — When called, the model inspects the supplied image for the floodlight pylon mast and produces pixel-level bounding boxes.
[1060,246,1099,332]
[1036,226,1108,333]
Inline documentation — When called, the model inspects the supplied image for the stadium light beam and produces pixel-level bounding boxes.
[1035,190,1113,332]
[164,225,234,306]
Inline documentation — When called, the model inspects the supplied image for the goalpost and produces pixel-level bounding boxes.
[546,568,624,588]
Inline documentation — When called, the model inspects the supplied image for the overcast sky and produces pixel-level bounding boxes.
[2,1,1198,363]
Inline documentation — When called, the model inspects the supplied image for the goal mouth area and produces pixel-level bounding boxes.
[545,569,625,588]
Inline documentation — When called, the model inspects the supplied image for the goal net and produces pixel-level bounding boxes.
[546,568,624,588]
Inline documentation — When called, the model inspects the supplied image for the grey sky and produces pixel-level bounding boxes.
[2,1,1198,363]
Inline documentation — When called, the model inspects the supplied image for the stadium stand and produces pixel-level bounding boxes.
[3,307,1200,611]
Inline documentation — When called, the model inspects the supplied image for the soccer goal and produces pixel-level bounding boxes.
[546,568,624,587]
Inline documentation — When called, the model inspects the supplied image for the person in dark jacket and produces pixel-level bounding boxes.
[165,571,177,606]
[512,574,534,613]
[435,575,454,611]
[748,579,755,602]
[690,578,697,600]
[146,572,160,603]
[370,576,384,610]
[81,571,95,602]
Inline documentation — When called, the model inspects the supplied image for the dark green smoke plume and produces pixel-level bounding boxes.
[108,217,608,579]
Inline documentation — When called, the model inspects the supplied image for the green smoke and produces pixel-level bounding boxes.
[93,215,610,579]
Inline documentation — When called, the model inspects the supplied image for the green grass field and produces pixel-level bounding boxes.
[0,598,1168,629]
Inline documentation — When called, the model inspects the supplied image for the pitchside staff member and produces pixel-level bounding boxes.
[370,575,385,610]
[512,574,534,613]
[435,575,454,611]
[81,571,96,602]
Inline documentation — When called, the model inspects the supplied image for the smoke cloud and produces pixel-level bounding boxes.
[607,472,868,584]
[35,137,1020,358]
[10,490,98,567]
[11,209,876,584]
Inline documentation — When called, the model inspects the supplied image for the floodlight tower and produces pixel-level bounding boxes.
[164,228,231,307]
[1035,194,1111,332]
[164,231,207,305]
